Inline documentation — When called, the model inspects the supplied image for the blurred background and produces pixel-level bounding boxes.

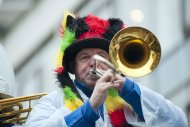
[0,0,190,124]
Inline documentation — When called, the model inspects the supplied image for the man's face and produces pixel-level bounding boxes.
[74,48,110,89]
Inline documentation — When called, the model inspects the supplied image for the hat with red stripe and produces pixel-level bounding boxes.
[55,12,130,127]
[56,11,125,86]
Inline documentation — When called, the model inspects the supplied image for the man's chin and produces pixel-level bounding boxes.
[85,81,96,89]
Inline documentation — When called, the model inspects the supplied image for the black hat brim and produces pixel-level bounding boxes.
[63,38,110,73]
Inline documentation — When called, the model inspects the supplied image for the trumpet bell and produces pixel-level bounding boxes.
[109,27,161,77]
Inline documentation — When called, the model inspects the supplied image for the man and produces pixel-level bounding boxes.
[24,13,187,127]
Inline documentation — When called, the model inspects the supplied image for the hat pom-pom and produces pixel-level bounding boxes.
[85,15,109,35]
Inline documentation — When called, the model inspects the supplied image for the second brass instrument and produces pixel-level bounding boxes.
[0,93,47,125]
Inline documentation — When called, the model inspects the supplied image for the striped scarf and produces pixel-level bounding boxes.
[63,86,133,127]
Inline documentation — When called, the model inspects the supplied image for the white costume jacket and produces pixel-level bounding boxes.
[22,83,187,127]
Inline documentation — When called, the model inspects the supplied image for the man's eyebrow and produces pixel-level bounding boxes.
[78,52,88,56]
[78,50,107,56]
[97,51,108,55]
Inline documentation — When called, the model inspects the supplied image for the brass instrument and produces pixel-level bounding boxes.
[0,93,47,125]
[91,26,161,78]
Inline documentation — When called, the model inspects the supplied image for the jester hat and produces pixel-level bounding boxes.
[57,12,124,73]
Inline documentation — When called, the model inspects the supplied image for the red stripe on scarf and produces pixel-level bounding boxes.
[108,108,127,127]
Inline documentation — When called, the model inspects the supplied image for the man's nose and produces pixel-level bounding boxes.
[89,57,98,68]
[89,58,95,67]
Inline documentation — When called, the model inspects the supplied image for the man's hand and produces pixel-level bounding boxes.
[89,69,125,110]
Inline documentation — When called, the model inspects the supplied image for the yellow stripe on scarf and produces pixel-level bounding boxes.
[105,95,125,113]
[64,98,83,111]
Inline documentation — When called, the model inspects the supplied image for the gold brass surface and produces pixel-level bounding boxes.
[0,93,47,125]
[109,27,161,77]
